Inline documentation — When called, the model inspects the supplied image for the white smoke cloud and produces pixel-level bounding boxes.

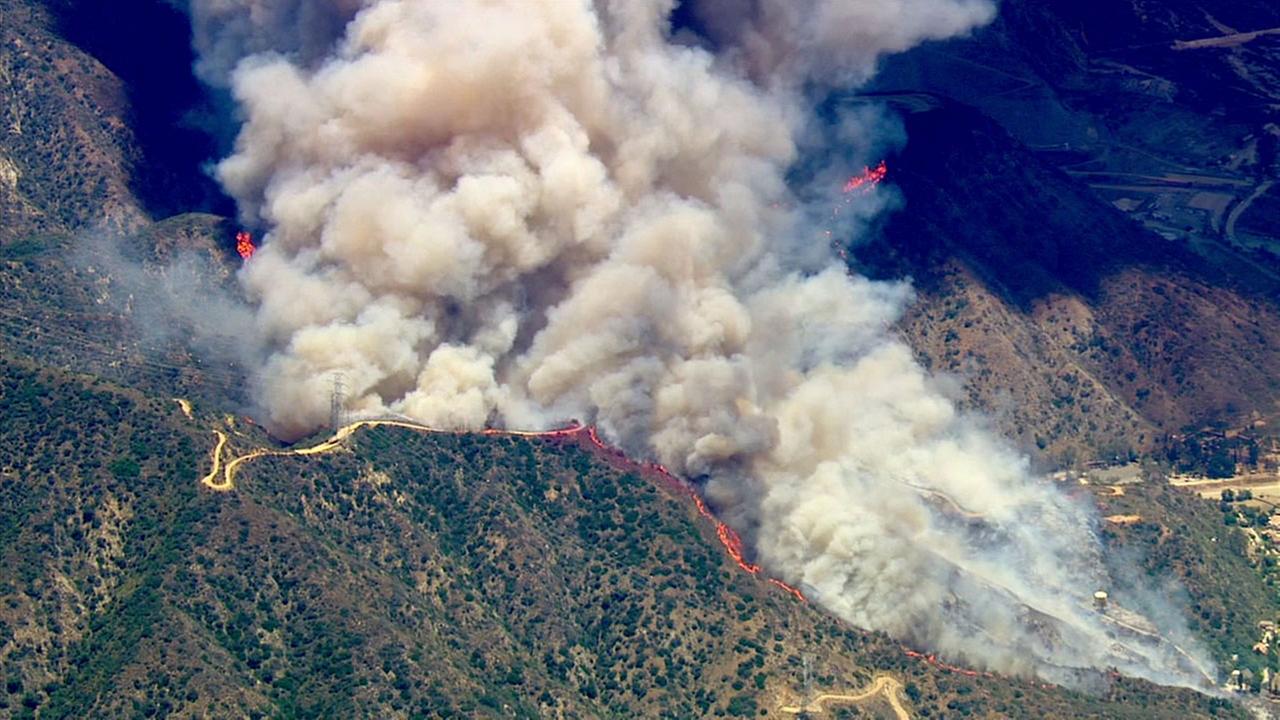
[194,0,1213,687]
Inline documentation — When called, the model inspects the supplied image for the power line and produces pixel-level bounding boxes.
[0,323,244,383]
[0,310,249,399]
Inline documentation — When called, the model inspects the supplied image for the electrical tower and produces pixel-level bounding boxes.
[330,372,346,430]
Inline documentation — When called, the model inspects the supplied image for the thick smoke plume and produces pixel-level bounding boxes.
[194,0,1212,686]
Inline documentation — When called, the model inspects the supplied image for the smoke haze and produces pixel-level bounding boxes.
[193,0,1212,686]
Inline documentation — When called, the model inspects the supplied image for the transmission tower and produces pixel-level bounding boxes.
[330,372,346,430]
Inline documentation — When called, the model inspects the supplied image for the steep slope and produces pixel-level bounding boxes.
[40,0,232,219]
[856,100,1280,465]
[0,0,1274,716]
[851,0,1280,465]
[0,0,229,240]
[0,0,244,412]
[0,212,247,412]
[0,0,146,240]
[0,356,1245,719]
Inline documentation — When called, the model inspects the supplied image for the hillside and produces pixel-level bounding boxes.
[0,0,228,237]
[854,101,1280,466]
[858,0,1280,467]
[0,356,1246,719]
[0,0,145,240]
[2,0,1280,717]
[0,0,245,411]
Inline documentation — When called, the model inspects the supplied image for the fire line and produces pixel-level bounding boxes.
[842,160,888,194]
[827,161,888,260]
[194,413,1011,680]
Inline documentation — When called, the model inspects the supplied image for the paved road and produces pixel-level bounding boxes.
[1226,180,1275,244]
[1174,27,1280,50]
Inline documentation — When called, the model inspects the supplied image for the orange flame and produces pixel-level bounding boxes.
[717,523,763,574]
[904,649,994,678]
[236,231,256,261]
[828,161,888,261]
[574,425,803,601]
[842,160,888,194]
[486,421,1003,680]
[768,577,807,602]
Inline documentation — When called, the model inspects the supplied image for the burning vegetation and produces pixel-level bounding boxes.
[843,160,889,194]
[235,230,255,261]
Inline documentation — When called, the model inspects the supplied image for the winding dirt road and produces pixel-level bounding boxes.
[198,429,230,491]
[198,418,435,492]
[778,674,911,719]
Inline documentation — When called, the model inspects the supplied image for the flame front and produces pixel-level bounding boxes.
[827,160,889,258]
[842,160,888,194]
[575,425,807,601]
[904,650,994,679]
[235,231,256,261]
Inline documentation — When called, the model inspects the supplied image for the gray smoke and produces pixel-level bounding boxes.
[193,0,1213,687]
[191,0,362,85]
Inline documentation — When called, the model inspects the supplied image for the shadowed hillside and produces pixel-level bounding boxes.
[853,100,1280,466]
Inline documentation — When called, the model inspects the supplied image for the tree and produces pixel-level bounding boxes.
[1207,450,1235,479]
[726,694,757,716]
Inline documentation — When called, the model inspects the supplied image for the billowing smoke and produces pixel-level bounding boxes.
[194,0,1212,687]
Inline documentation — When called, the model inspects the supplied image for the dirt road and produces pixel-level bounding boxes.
[778,674,911,719]
[198,418,437,492]
[198,429,229,491]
